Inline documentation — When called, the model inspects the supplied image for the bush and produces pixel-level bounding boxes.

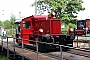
[62,25,69,34]
[0,55,10,60]
[6,29,16,36]
[62,23,76,34]
[68,23,76,28]
[6,30,12,34]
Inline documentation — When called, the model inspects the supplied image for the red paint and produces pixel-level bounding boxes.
[76,19,90,35]
[51,20,61,35]
[18,14,61,44]
[68,28,73,34]
[75,30,84,35]
[86,19,90,31]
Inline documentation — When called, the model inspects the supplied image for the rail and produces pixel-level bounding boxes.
[0,36,63,60]
[16,38,63,60]
[0,36,26,60]
[0,36,90,60]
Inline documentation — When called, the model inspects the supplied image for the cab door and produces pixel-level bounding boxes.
[20,20,33,44]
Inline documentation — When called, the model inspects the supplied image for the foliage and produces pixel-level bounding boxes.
[62,25,69,34]
[10,14,16,27]
[3,20,12,29]
[68,23,76,28]
[6,29,15,34]
[31,0,85,24]
[31,0,50,14]
[0,21,3,26]
[62,23,76,34]
[0,55,9,60]
[6,29,12,34]
[70,19,77,24]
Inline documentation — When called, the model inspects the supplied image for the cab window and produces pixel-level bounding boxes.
[23,21,30,28]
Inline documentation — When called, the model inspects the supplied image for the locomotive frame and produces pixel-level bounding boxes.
[15,13,75,52]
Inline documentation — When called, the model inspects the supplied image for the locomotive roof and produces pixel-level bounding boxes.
[14,19,21,24]
[22,15,48,21]
[86,19,90,20]
[78,19,90,21]
[15,15,60,23]
[32,15,48,19]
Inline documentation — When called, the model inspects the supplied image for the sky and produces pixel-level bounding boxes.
[0,0,35,21]
[0,0,90,21]
[77,0,90,20]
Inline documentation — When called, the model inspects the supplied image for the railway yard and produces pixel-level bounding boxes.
[0,0,90,60]
[0,36,90,60]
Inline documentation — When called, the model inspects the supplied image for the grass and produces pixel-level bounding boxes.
[0,55,9,60]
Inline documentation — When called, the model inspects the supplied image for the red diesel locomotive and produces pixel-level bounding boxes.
[15,13,75,51]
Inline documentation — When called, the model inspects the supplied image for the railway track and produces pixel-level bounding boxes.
[41,49,90,60]
[24,48,61,60]
[18,43,90,60]
[0,41,56,60]
[67,49,90,58]
[0,39,90,60]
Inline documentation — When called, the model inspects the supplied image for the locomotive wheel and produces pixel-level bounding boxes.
[38,37,47,52]
[38,35,56,52]
[38,43,47,52]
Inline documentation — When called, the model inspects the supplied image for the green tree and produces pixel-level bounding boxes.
[4,20,12,29]
[31,0,85,24]
[0,21,3,26]
[10,14,16,27]
[10,14,16,35]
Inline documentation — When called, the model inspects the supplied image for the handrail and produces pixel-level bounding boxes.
[1,36,90,60]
